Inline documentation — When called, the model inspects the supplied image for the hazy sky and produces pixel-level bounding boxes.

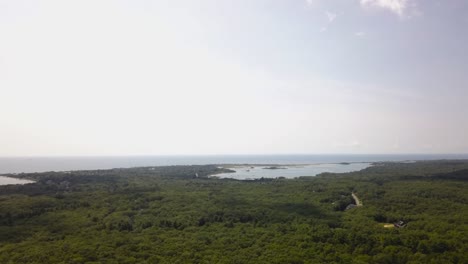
[1,0,467,156]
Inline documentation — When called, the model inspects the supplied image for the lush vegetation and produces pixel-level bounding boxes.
[0,161,467,263]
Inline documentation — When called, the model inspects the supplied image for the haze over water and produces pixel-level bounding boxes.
[1,154,467,174]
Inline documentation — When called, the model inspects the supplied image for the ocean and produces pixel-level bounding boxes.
[1,154,467,174]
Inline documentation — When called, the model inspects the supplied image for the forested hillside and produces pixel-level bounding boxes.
[0,161,467,263]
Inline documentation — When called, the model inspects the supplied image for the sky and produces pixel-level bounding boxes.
[1,0,467,156]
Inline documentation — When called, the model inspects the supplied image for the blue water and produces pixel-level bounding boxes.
[0,154,467,174]
[215,163,372,180]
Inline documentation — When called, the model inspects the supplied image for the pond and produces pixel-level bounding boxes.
[0,176,35,186]
[214,163,372,180]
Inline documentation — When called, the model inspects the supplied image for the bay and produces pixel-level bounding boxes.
[0,154,467,174]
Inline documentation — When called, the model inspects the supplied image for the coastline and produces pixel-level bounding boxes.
[0,175,35,186]
[1,154,468,174]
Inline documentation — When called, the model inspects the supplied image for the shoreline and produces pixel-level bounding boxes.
[0,162,375,176]
[1,155,467,174]
[0,175,35,186]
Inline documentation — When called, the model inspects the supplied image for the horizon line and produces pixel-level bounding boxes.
[1,153,468,158]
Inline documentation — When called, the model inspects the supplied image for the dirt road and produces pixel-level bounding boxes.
[352,192,363,206]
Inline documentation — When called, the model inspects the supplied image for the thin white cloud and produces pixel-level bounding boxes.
[305,0,316,7]
[360,0,410,16]
[354,31,366,37]
[308,0,417,17]
[325,11,337,22]
[318,11,336,33]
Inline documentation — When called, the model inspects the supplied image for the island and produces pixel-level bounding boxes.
[262,166,288,170]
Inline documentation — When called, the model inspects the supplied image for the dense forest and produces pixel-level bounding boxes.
[0,161,467,263]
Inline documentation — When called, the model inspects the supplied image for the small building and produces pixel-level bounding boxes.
[394,220,406,228]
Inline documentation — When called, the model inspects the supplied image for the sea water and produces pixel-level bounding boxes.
[0,154,467,174]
